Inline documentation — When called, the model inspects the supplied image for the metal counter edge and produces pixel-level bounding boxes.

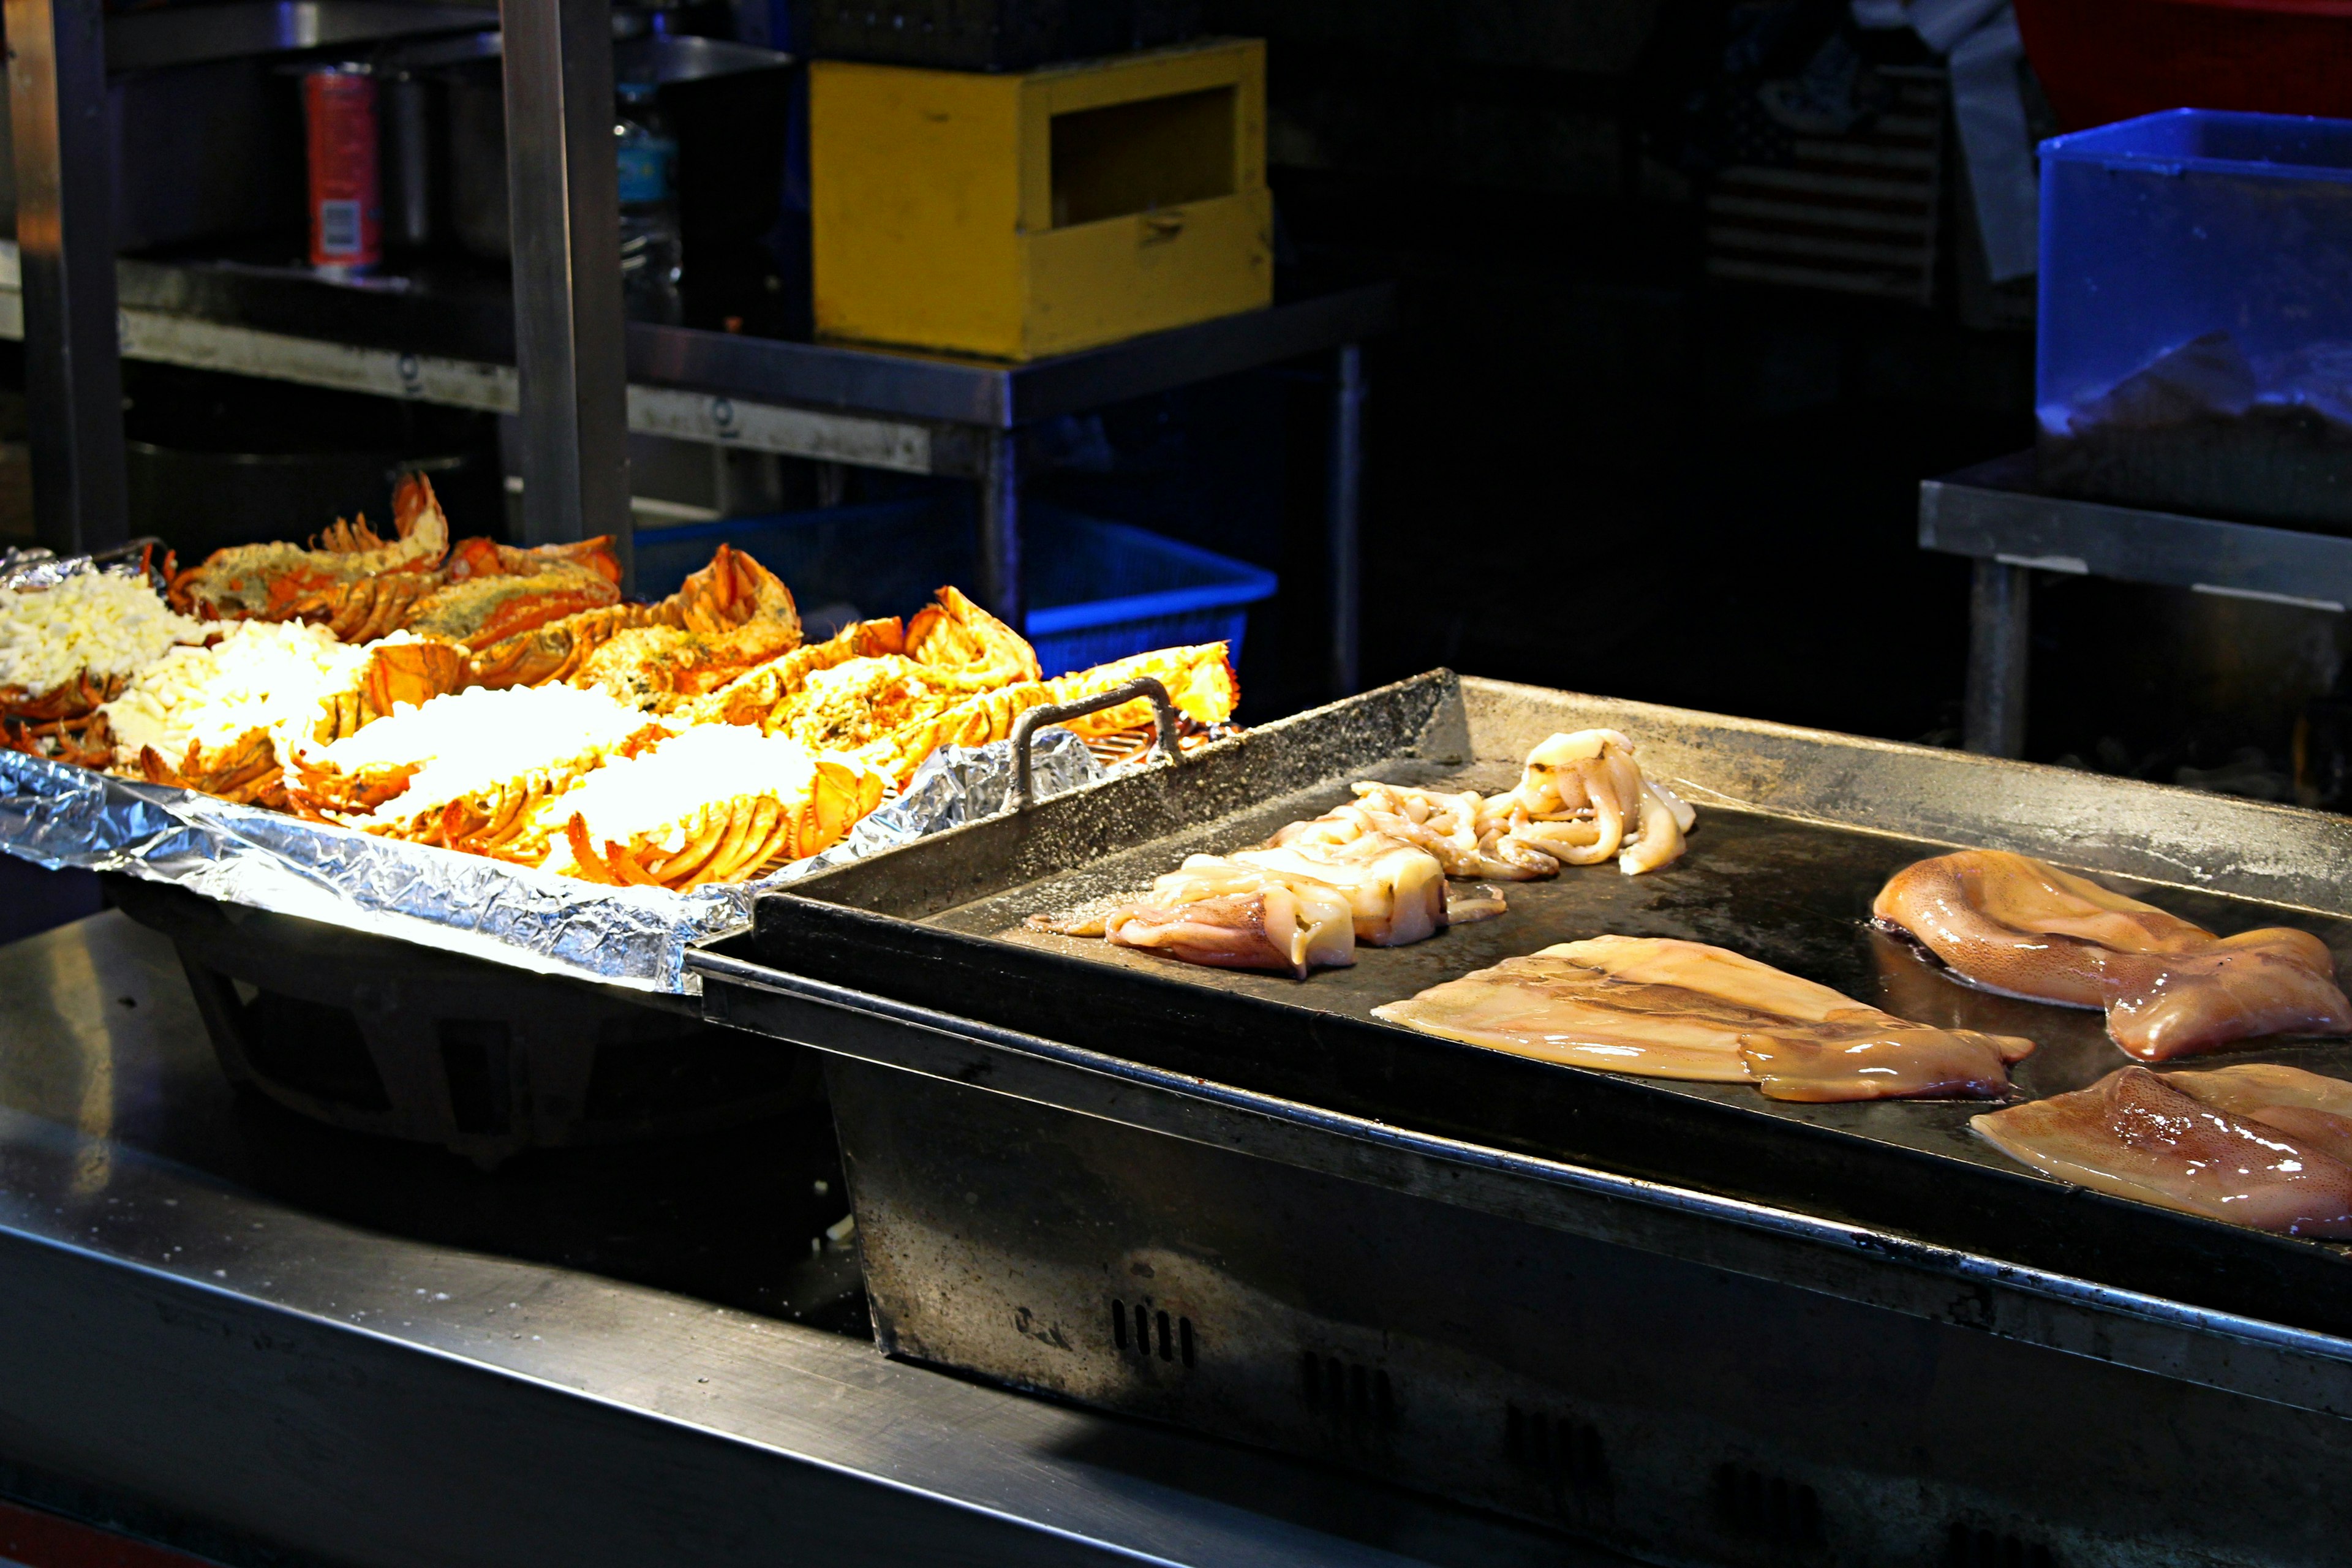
[0,1104,1574,1568]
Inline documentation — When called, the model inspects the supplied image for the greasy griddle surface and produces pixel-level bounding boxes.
[934,766,2352,1193]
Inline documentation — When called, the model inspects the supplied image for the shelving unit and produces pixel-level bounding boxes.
[4,1,1388,690]
[1920,451,2352,756]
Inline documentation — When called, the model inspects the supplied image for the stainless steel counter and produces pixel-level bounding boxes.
[0,910,1617,1567]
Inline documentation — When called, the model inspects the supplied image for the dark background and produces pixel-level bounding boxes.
[1012,0,2032,748]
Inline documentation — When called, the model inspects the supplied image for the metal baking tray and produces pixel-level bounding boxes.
[692,671,2352,1564]
[709,668,2352,1330]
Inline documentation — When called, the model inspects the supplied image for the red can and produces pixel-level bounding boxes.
[302,66,382,274]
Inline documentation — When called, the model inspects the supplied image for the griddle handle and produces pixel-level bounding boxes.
[1010,677,1180,812]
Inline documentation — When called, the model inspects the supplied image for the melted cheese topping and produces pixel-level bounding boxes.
[0,571,204,695]
[537,724,823,859]
[306,683,654,821]
[100,622,382,766]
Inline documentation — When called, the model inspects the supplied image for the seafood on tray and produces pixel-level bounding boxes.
[1971,1064,2352,1237]
[1275,730,1694,882]
[1031,729,1696,981]
[161,472,638,650]
[169,472,452,625]
[288,684,666,856]
[8,471,1251,893]
[538,725,889,890]
[472,545,799,695]
[1085,855,1359,978]
[1372,935,2038,1101]
[0,562,207,766]
[1874,849,2352,1060]
[98,624,467,809]
[690,590,1238,786]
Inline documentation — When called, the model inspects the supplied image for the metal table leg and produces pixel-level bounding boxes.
[979,427,1022,627]
[1964,558,2030,757]
[6,0,128,554]
[1327,343,1365,698]
[500,0,633,582]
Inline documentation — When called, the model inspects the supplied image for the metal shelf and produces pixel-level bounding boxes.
[0,239,1386,677]
[0,243,1392,477]
[1920,451,2352,755]
[1921,451,2352,612]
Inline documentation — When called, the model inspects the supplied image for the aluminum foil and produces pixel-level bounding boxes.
[0,728,1105,992]
[1,538,168,590]
[0,543,1111,989]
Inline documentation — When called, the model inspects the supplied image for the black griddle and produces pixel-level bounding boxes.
[721,670,2352,1338]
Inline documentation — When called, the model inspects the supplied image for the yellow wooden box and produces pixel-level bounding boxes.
[809,39,1272,361]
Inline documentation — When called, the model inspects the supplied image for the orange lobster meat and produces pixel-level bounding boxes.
[138,728,287,810]
[403,570,622,649]
[472,545,799,698]
[308,639,472,745]
[1041,642,1239,737]
[0,668,129,726]
[2,711,115,769]
[171,472,451,624]
[688,617,908,733]
[446,535,622,586]
[905,585,1041,690]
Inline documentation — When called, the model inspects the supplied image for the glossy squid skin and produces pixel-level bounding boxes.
[2163,1061,2352,1169]
[1972,1065,2352,1237]
[1372,935,2034,1101]
[1874,849,2352,1060]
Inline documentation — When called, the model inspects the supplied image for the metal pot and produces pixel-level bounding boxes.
[439,34,793,311]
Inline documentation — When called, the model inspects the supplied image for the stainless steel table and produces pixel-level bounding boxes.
[1920,451,2352,756]
[0,909,1615,1568]
[0,243,1390,695]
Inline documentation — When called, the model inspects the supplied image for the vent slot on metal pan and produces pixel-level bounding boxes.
[1503,1403,1610,1498]
[1714,1463,1825,1551]
[1947,1523,2056,1568]
[1298,1349,1395,1427]
[1109,1298,1196,1366]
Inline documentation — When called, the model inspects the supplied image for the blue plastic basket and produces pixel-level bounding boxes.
[2037,108,2352,527]
[633,495,1276,678]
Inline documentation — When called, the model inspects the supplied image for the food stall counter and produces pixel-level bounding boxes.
[0,908,1613,1568]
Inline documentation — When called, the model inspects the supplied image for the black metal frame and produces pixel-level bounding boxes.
[5,0,128,553]
[1921,451,2352,756]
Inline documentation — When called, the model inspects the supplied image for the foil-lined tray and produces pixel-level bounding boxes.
[0,545,1109,992]
[0,729,1105,992]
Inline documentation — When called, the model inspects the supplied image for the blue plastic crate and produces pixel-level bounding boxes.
[2037,108,2352,528]
[634,495,1276,678]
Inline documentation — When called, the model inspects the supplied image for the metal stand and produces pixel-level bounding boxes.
[979,427,1022,627]
[1922,451,2352,760]
[5,0,127,554]
[1964,559,2029,757]
[1327,342,1365,698]
[499,0,633,581]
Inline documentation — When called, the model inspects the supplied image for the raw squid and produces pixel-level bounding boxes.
[1487,730,1695,876]
[1273,731,1695,881]
[1272,783,1558,881]
[1372,935,2034,1101]
[1072,855,1355,979]
[1030,729,1698,978]
[1873,849,2352,1060]
[1970,1066,2352,1237]
[1231,835,1448,948]
[2162,1061,2352,1167]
